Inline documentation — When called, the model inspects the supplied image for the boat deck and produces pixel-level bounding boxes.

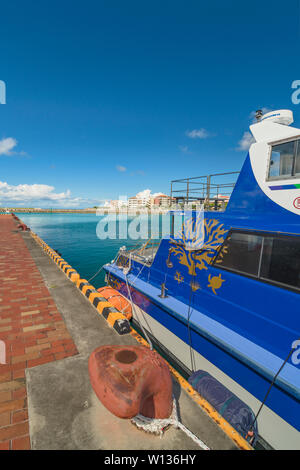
[0,215,241,450]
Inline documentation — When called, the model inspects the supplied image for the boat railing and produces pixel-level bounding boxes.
[116,239,161,267]
[170,171,240,210]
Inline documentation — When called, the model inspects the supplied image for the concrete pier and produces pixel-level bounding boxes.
[0,215,241,451]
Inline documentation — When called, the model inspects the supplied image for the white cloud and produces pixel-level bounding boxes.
[0,138,18,156]
[236,109,272,151]
[116,165,127,172]
[130,170,146,177]
[0,137,27,157]
[0,181,71,202]
[185,128,211,139]
[0,180,102,208]
[134,189,167,199]
[178,145,191,154]
[136,189,152,199]
[236,131,255,151]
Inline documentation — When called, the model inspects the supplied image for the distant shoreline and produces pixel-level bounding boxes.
[1,208,171,214]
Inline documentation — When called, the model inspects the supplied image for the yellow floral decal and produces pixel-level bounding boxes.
[174,271,184,284]
[207,273,225,295]
[169,218,228,275]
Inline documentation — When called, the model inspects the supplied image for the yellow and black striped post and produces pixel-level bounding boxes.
[76,279,131,335]
[31,231,131,335]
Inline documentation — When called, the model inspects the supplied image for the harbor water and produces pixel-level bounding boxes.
[17,212,177,288]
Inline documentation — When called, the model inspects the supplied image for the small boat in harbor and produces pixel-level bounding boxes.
[103,109,300,450]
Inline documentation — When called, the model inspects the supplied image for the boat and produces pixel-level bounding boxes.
[103,109,300,450]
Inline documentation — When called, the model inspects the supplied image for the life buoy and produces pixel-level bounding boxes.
[97,286,132,320]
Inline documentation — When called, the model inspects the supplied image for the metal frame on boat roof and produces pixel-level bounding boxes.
[170,171,240,208]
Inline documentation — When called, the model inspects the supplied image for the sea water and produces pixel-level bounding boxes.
[18,212,177,288]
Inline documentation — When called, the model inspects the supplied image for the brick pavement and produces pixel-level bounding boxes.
[0,215,78,450]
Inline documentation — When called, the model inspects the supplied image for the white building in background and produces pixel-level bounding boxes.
[128,189,151,209]
[127,191,176,210]
[109,199,122,209]
[100,190,175,211]
[128,196,149,209]
[101,197,129,210]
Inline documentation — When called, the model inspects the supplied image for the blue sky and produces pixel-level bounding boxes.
[0,0,300,207]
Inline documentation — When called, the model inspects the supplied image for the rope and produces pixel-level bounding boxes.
[87,264,105,283]
[132,398,210,450]
[124,260,154,351]
[87,248,123,283]
[246,338,300,443]
[88,247,151,330]
[187,259,197,373]
[90,244,154,348]
[126,256,155,351]
[129,261,147,287]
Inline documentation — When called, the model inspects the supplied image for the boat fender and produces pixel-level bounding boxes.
[97,287,132,320]
[188,370,258,445]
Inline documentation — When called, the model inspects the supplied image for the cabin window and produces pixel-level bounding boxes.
[268,140,296,180]
[214,232,263,276]
[295,142,300,176]
[214,231,300,292]
[268,140,300,180]
[260,237,300,290]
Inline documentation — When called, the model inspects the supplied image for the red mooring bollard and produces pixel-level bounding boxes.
[17,223,29,231]
[88,345,173,419]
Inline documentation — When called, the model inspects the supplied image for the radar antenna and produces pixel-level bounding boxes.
[255,109,263,122]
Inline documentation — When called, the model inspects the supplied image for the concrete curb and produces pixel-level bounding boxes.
[30,231,131,336]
